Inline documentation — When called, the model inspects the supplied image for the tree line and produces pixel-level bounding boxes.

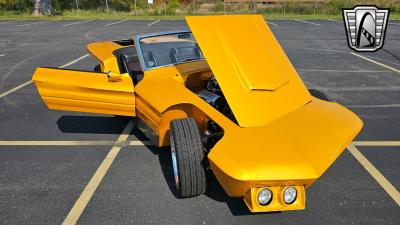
[0,0,185,15]
[1,0,399,16]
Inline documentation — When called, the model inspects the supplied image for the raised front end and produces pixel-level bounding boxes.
[207,99,363,212]
[185,15,364,212]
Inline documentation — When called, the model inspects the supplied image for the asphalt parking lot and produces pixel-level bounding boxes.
[0,18,399,225]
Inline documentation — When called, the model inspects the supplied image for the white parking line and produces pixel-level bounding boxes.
[61,121,135,225]
[147,20,161,26]
[0,140,152,146]
[2,140,396,147]
[353,141,400,146]
[266,21,278,26]
[18,19,61,27]
[59,54,90,68]
[62,19,95,27]
[0,21,14,25]
[346,104,400,108]
[0,54,5,57]
[311,86,400,92]
[287,47,345,53]
[347,144,400,206]
[361,54,400,67]
[0,54,89,99]
[298,69,390,73]
[0,19,26,25]
[105,19,128,27]
[0,81,33,98]
[294,19,321,26]
[1,136,399,208]
[0,141,114,146]
[129,140,152,145]
[351,52,400,74]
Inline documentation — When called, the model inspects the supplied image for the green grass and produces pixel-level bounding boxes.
[0,10,399,20]
[0,11,179,20]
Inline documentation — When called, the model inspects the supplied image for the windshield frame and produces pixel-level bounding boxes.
[134,30,204,71]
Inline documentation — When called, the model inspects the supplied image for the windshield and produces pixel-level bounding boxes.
[138,32,204,70]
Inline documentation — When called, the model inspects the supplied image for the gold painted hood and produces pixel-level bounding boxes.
[186,15,312,127]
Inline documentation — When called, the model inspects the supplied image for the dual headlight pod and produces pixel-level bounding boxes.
[257,186,297,206]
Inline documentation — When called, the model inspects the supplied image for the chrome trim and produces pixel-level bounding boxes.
[169,131,179,188]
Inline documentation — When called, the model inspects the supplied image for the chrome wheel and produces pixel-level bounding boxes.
[170,133,179,188]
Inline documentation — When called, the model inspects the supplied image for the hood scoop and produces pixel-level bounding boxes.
[217,29,289,91]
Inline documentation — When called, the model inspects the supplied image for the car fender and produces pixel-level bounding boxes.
[158,104,210,146]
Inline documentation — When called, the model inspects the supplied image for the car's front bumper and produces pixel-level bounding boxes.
[244,186,306,212]
[207,99,363,212]
[210,161,307,212]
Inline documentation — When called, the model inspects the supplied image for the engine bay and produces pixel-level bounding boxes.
[185,73,237,150]
[196,77,236,123]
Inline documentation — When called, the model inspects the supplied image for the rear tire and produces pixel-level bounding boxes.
[309,89,329,101]
[169,117,207,198]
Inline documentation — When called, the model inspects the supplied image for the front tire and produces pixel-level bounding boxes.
[169,117,207,198]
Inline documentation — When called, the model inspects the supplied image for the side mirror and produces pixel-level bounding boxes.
[106,71,122,82]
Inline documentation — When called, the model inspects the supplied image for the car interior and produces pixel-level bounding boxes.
[112,40,203,85]
[113,46,144,85]
[140,41,203,68]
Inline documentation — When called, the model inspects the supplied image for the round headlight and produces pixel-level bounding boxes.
[257,188,272,205]
[283,186,297,204]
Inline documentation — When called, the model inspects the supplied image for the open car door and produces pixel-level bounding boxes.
[32,68,135,116]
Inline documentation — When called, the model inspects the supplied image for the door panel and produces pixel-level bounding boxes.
[32,67,135,116]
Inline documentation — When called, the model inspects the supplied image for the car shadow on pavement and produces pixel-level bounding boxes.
[154,146,255,216]
[204,172,254,216]
[56,115,147,139]
[56,115,274,216]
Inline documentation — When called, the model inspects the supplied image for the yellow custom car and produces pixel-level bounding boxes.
[32,15,363,213]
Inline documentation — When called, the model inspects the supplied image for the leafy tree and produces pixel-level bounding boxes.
[32,0,53,15]
[166,0,179,14]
